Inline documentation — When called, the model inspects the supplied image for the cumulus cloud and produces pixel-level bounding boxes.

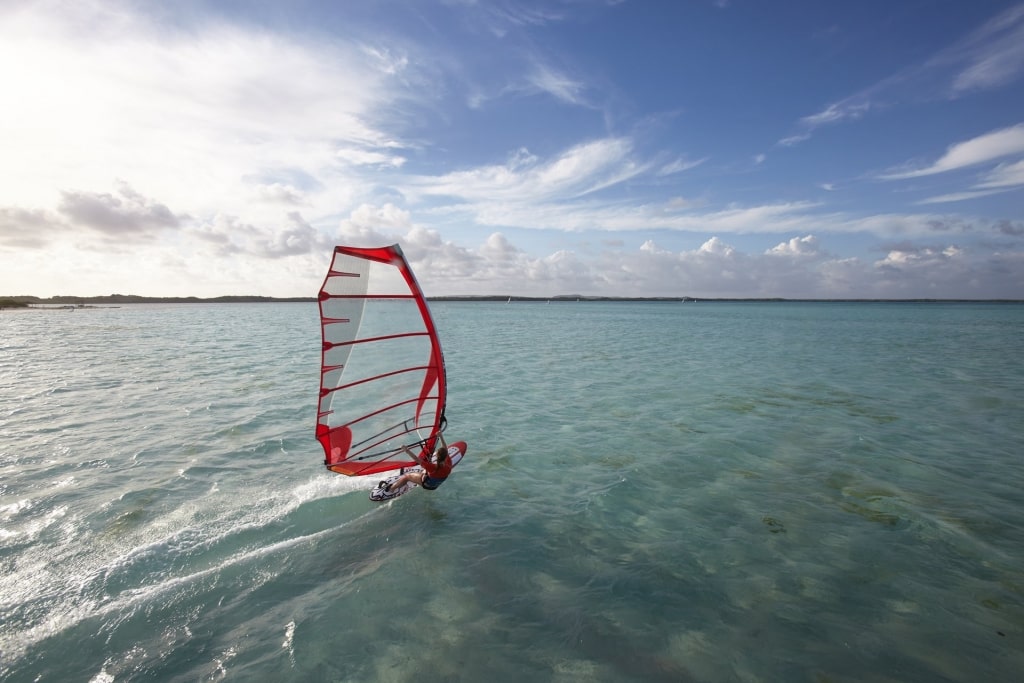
[5,197,1022,297]
[766,235,822,257]
[189,214,254,256]
[0,207,66,249]
[187,211,332,260]
[479,232,520,261]
[58,183,181,239]
[599,235,1019,299]
[259,213,331,258]
[255,184,306,206]
[342,203,415,236]
[869,245,984,297]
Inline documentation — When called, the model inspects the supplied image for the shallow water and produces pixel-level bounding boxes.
[2,301,1023,681]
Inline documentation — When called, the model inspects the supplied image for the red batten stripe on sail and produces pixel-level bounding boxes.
[340,395,440,430]
[336,397,441,458]
[320,364,435,395]
[320,293,416,300]
[323,331,428,351]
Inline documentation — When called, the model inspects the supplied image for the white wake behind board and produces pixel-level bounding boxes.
[369,441,466,502]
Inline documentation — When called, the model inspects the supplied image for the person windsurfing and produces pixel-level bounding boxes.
[383,433,453,492]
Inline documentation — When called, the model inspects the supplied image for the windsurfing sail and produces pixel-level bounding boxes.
[316,244,447,477]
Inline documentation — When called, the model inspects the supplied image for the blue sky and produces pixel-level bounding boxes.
[1,0,1023,298]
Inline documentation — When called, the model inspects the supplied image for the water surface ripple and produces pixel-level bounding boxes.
[2,302,1022,681]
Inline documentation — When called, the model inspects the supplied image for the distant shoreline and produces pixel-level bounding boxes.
[3,294,1023,308]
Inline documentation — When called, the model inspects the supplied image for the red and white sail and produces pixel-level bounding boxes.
[316,245,446,476]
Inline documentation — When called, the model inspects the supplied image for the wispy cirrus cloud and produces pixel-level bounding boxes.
[880,122,1024,179]
[945,3,1024,93]
[406,137,644,204]
[780,4,1024,145]
[657,156,708,176]
[915,190,1010,205]
[525,62,590,105]
[879,122,1024,204]
[977,158,1024,188]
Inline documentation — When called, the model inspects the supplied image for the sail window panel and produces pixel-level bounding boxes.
[321,254,407,298]
[321,298,426,344]
[319,369,440,431]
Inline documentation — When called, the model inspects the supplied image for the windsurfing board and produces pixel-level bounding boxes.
[369,441,466,502]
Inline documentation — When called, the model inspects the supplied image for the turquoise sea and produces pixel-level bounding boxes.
[2,301,1023,682]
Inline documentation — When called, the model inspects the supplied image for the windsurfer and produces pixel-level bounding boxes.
[385,434,453,492]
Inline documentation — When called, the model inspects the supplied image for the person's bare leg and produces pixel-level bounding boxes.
[386,471,424,491]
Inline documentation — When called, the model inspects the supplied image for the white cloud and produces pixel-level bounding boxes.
[335,148,408,168]
[336,204,415,247]
[778,133,810,147]
[880,123,1024,179]
[916,189,1010,205]
[977,158,1024,188]
[3,201,1022,298]
[259,213,330,258]
[407,137,642,204]
[1,3,1020,301]
[767,235,821,257]
[526,63,588,105]
[255,184,306,206]
[948,4,1024,93]
[58,183,181,238]
[360,44,410,76]
[698,236,735,257]
[479,232,520,261]
[801,102,871,128]
[657,156,708,176]
[0,2,407,226]
[0,207,65,249]
[187,211,333,260]
[783,6,1024,145]
[895,125,1024,203]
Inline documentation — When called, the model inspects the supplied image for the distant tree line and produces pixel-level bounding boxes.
[0,295,317,305]
[2,294,1018,307]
